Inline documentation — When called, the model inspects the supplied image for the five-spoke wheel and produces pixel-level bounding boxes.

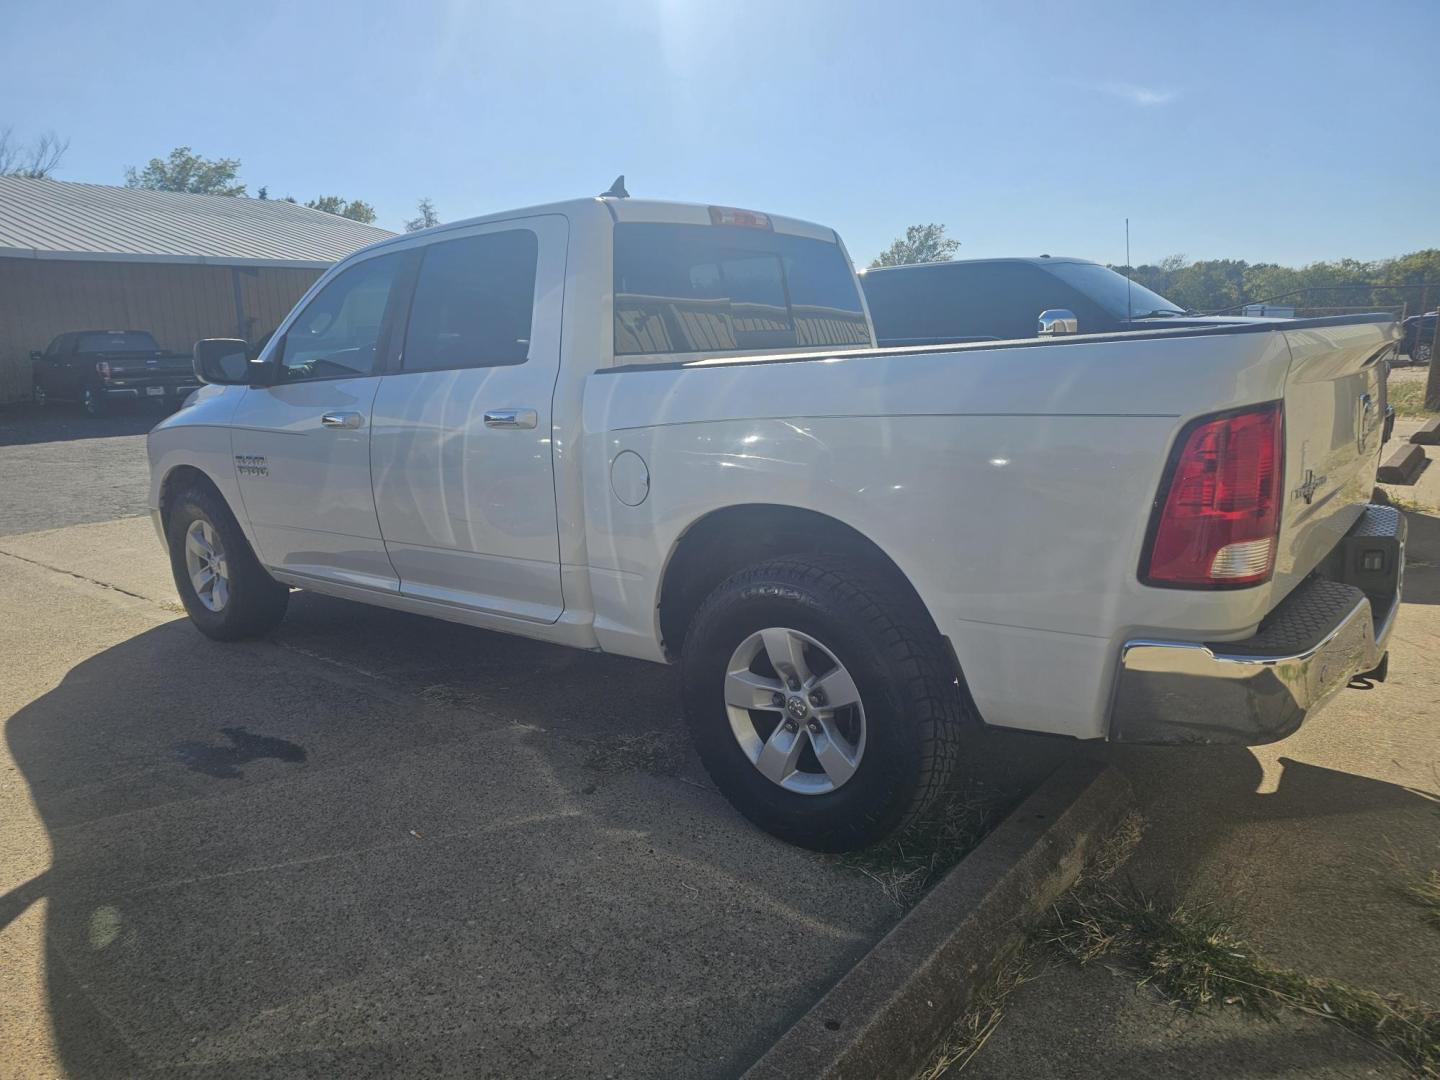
[724,627,866,794]
[682,555,965,851]
[184,519,230,612]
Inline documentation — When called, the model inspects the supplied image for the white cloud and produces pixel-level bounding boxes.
[1099,82,1176,107]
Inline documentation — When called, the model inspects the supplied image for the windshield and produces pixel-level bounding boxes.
[76,331,162,353]
[1041,262,1185,319]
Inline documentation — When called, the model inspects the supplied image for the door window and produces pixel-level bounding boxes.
[278,253,405,381]
[401,230,538,372]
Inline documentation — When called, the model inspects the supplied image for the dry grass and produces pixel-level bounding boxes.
[835,785,999,908]
[909,812,1145,1079]
[912,945,1037,1080]
[1042,834,1440,1077]
[1388,367,1439,419]
[1402,869,1440,928]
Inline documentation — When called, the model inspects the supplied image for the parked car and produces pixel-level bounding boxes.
[859,256,1263,346]
[32,329,199,417]
[1399,311,1436,364]
[147,192,1404,851]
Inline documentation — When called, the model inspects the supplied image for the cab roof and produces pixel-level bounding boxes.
[353,195,842,261]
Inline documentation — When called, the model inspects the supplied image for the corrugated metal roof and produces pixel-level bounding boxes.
[0,176,394,268]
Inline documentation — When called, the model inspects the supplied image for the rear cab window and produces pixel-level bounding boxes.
[613,223,870,358]
[76,331,161,353]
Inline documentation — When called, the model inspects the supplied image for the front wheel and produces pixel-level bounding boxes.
[681,555,965,851]
[165,484,289,640]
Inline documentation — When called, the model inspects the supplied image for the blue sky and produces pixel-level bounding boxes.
[4,0,1436,266]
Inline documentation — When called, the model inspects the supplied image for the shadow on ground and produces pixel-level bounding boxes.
[0,403,165,447]
[0,598,1054,1079]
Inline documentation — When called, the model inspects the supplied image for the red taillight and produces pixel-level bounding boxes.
[1143,403,1284,588]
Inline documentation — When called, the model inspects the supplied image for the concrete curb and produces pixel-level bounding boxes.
[1411,417,1440,446]
[1379,443,1426,485]
[742,759,1133,1080]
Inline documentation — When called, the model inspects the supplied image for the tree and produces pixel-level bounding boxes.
[870,224,960,268]
[0,127,69,178]
[305,195,378,224]
[124,146,245,196]
[404,197,441,232]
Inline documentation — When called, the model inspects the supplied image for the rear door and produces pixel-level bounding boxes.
[369,215,568,622]
[230,249,412,592]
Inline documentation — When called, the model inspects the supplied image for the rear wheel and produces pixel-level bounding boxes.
[681,554,965,851]
[81,387,107,418]
[1414,341,1433,365]
[32,382,48,407]
[165,483,289,640]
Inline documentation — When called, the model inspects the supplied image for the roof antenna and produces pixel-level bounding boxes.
[601,175,629,199]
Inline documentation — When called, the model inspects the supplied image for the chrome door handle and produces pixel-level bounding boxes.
[483,408,538,429]
[320,412,363,429]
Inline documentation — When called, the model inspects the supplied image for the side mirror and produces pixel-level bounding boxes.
[194,338,258,385]
[1037,309,1079,336]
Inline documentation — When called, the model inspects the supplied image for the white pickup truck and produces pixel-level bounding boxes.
[148,190,1405,851]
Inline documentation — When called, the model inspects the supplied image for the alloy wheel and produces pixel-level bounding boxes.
[184,519,230,612]
[723,627,866,795]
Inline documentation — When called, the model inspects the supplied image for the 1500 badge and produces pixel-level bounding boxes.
[235,454,268,477]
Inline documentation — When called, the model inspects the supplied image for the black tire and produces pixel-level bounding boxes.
[81,386,107,418]
[681,554,966,851]
[1414,341,1433,366]
[32,382,49,407]
[165,482,289,641]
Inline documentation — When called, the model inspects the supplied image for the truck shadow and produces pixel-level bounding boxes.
[1399,505,1440,604]
[5,610,999,1078]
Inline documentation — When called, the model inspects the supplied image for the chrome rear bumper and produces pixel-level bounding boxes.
[1111,504,1405,745]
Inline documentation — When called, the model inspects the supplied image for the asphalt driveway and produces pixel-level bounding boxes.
[0,404,158,536]
[0,408,1061,1077]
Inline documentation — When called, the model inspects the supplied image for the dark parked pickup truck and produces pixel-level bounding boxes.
[859,256,1256,347]
[32,330,200,417]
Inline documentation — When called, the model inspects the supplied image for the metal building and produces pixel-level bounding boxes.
[0,176,393,403]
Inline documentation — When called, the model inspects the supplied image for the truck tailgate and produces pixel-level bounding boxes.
[1270,318,1395,602]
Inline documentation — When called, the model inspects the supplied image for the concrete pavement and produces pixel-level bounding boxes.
[966,506,1440,1078]
[0,518,912,1079]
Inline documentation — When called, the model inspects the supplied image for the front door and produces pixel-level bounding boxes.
[370,215,567,622]
[231,250,411,592]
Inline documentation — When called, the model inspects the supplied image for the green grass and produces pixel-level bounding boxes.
[1042,826,1440,1077]
[1388,372,1440,419]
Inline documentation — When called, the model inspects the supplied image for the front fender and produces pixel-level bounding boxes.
[147,386,257,554]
